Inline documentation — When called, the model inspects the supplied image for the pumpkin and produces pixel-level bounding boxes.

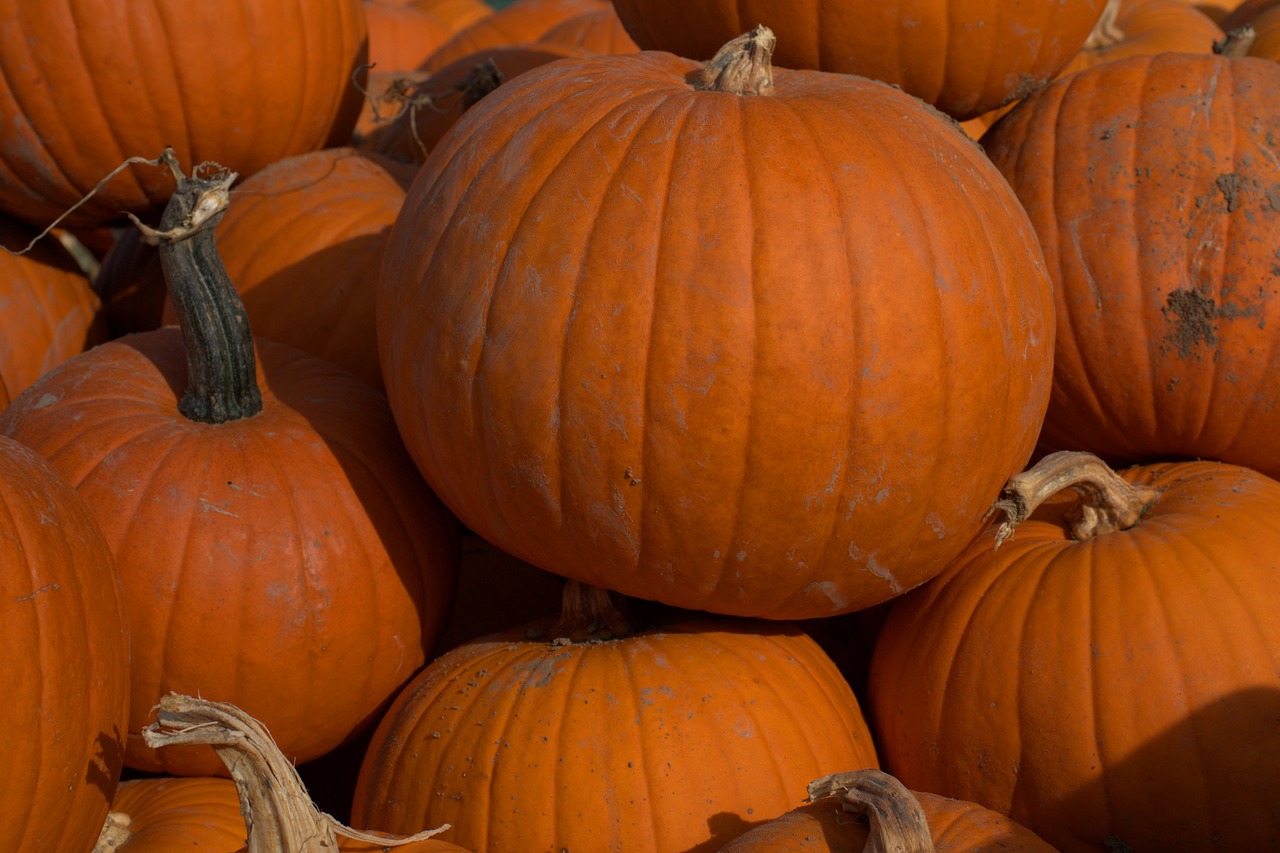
[0,150,459,777]
[869,451,1280,852]
[608,0,1108,120]
[0,1,368,228]
[377,27,1055,619]
[413,0,493,30]
[0,214,106,397]
[352,582,879,852]
[537,6,641,52]
[117,694,470,852]
[0,434,131,851]
[982,51,1280,477]
[364,0,458,73]
[96,778,246,851]
[420,0,608,71]
[364,43,593,164]
[98,148,413,390]
[1057,0,1224,76]
[718,769,1057,852]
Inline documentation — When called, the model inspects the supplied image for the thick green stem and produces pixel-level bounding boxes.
[142,148,262,424]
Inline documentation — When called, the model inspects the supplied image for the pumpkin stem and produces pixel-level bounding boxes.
[1083,0,1124,51]
[807,770,936,853]
[93,811,132,851]
[1214,24,1256,56]
[988,450,1159,548]
[693,25,776,96]
[141,693,450,852]
[547,580,632,642]
[126,147,263,424]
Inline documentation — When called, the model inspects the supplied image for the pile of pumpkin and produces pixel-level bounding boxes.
[2,0,1278,850]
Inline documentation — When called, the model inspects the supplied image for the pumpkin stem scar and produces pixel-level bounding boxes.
[807,769,937,853]
[142,692,452,851]
[694,25,776,96]
[988,450,1160,548]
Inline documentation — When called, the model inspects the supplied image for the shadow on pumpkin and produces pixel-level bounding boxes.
[1046,685,1280,853]
[86,725,125,800]
[671,811,773,853]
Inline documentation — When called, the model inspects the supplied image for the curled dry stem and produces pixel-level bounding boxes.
[807,769,935,853]
[1083,0,1124,51]
[988,450,1159,548]
[143,692,449,853]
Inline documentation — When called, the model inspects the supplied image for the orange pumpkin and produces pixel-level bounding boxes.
[413,0,493,30]
[719,769,1057,852]
[537,6,641,53]
[0,151,459,777]
[352,583,879,852]
[983,51,1280,476]
[1,434,130,851]
[0,215,106,397]
[0,1,368,228]
[98,778,246,851]
[1057,0,1224,75]
[421,0,608,71]
[377,28,1055,619]
[609,0,1107,119]
[870,451,1280,851]
[364,0,458,73]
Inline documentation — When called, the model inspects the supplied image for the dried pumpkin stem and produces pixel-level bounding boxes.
[548,581,632,642]
[807,770,935,853]
[1083,0,1124,51]
[693,25,776,95]
[1214,24,1256,56]
[130,147,262,424]
[989,450,1159,548]
[93,812,132,852]
[142,693,449,853]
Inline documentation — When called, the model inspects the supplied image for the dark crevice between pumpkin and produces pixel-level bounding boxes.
[807,769,937,853]
[129,147,263,425]
[538,580,634,644]
[988,450,1160,548]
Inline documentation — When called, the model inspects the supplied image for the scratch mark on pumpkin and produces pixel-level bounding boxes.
[198,497,238,517]
[803,581,849,611]
[16,582,59,602]
[1068,216,1102,310]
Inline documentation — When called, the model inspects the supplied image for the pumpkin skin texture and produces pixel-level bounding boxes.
[1056,0,1224,77]
[378,37,1056,620]
[538,6,641,53]
[983,53,1280,476]
[0,1,368,228]
[104,778,247,851]
[0,214,106,398]
[0,434,130,852]
[352,609,879,852]
[608,0,1107,120]
[868,457,1280,852]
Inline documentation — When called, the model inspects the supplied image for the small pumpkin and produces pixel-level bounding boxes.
[1,434,131,851]
[0,214,106,397]
[0,150,459,777]
[869,451,1280,851]
[718,769,1057,852]
[95,778,246,852]
[352,582,879,852]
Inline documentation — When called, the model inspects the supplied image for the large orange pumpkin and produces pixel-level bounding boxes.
[352,583,879,852]
[983,51,1280,476]
[0,151,459,777]
[377,27,1055,619]
[869,451,1280,851]
[0,1,368,227]
[608,0,1107,119]
[1,434,130,851]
